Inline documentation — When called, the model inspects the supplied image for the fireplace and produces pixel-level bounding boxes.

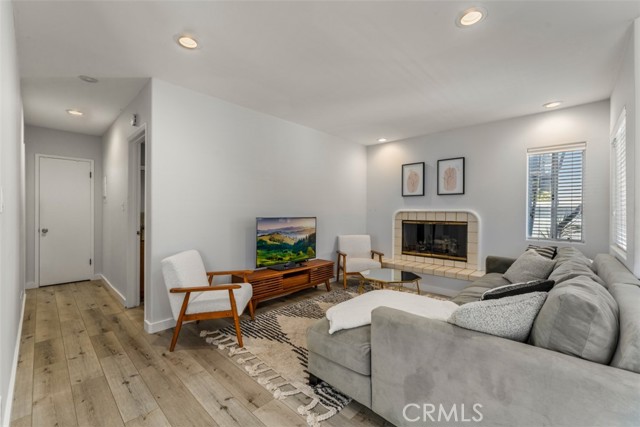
[402,220,468,262]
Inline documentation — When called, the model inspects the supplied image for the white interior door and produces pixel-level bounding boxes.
[38,156,93,286]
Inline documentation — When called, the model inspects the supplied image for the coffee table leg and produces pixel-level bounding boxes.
[415,279,421,295]
[358,278,364,294]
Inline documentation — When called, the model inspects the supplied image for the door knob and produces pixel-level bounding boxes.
[41,228,48,235]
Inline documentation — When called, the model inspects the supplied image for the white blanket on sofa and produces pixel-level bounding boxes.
[326,290,459,334]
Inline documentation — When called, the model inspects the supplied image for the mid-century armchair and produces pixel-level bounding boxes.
[336,235,384,289]
[161,250,253,351]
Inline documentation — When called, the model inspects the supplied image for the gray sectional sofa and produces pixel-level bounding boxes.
[307,248,640,426]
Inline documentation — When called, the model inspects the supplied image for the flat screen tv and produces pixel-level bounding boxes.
[256,217,317,269]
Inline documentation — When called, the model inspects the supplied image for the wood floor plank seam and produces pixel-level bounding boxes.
[12,280,389,427]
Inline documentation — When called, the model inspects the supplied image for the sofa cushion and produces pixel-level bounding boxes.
[530,275,619,364]
[526,244,557,259]
[503,250,556,283]
[481,279,555,300]
[553,247,591,268]
[450,273,509,305]
[593,254,640,288]
[610,283,640,373]
[307,317,371,376]
[549,259,606,287]
[448,292,548,342]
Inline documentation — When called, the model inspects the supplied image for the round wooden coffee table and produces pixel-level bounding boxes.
[357,268,421,295]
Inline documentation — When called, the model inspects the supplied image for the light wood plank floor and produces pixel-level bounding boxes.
[11,280,394,427]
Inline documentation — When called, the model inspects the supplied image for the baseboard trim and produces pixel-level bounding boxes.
[144,317,175,334]
[24,281,37,290]
[97,274,127,307]
[3,291,26,427]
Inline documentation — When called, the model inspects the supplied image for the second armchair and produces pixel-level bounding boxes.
[336,235,384,289]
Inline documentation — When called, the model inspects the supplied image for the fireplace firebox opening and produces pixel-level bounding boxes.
[402,220,468,262]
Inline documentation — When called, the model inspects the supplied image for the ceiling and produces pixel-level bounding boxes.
[13,1,640,143]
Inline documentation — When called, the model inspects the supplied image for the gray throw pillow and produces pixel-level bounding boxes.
[448,292,548,342]
[530,275,619,364]
[549,259,606,288]
[503,250,556,283]
[526,244,557,259]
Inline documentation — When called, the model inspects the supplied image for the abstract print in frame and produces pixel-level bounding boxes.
[402,162,425,197]
[438,157,465,195]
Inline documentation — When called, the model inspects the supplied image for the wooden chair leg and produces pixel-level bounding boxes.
[232,312,243,348]
[170,318,183,352]
[343,270,348,289]
[248,300,255,320]
[170,292,191,352]
[228,290,243,347]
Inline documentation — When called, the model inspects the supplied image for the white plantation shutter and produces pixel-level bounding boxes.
[527,142,585,242]
[612,109,627,252]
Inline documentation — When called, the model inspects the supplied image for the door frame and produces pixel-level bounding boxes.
[35,154,95,287]
[126,125,147,308]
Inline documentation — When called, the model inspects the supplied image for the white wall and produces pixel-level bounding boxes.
[24,125,103,285]
[367,101,611,267]
[610,18,640,276]
[0,0,26,424]
[147,79,367,329]
[101,81,151,303]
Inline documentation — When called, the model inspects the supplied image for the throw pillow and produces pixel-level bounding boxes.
[448,292,548,342]
[548,259,606,288]
[530,275,619,365]
[503,249,556,283]
[481,279,555,300]
[526,244,557,259]
[553,247,592,268]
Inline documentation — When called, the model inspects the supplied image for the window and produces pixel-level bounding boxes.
[527,142,585,242]
[612,109,627,252]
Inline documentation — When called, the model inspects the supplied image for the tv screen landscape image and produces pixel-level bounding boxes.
[256,217,317,268]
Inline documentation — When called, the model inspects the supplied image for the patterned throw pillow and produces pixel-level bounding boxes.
[448,292,548,342]
[526,244,557,259]
[481,279,555,300]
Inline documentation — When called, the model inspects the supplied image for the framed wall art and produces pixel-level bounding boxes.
[438,157,465,195]
[402,162,425,197]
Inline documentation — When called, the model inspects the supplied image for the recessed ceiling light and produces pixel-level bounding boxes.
[377,138,388,143]
[66,109,84,116]
[543,101,563,109]
[178,35,198,49]
[78,75,98,83]
[457,7,487,27]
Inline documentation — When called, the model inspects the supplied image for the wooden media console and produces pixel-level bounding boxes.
[232,259,334,317]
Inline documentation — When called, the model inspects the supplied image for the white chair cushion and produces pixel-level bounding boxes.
[161,249,213,319]
[338,235,372,259]
[346,258,381,273]
[187,283,253,315]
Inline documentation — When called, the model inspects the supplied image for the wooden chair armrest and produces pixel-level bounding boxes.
[371,249,384,262]
[170,284,241,293]
[336,251,347,257]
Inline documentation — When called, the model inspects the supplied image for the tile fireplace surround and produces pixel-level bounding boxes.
[382,210,485,281]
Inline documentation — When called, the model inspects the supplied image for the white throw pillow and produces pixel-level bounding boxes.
[448,292,548,342]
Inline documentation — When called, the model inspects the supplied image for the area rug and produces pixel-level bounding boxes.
[200,285,448,426]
